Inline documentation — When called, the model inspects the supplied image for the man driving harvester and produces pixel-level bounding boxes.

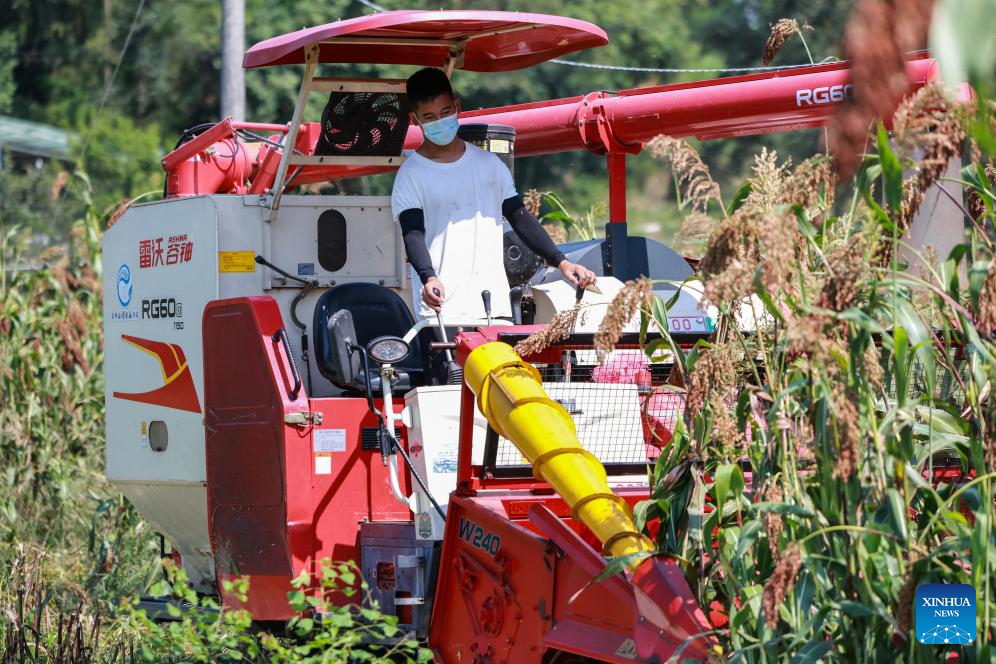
[391,67,597,323]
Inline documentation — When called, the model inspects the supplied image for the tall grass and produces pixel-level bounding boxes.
[1,180,161,661]
[0,180,428,662]
[609,81,996,661]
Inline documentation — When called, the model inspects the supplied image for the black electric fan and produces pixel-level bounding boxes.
[315,92,411,157]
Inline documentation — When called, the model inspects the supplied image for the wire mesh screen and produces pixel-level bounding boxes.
[487,349,684,471]
[879,346,970,405]
[482,339,970,476]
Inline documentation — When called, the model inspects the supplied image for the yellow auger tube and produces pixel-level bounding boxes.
[464,342,654,566]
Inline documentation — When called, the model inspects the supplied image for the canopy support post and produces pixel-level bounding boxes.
[268,44,319,224]
[604,153,629,279]
[443,41,466,78]
[607,152,626,223]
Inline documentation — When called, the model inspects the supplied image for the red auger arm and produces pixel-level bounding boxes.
[229,56,937,193]
[162,57,939,197]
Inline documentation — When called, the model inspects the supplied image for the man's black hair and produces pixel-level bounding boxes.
[406,68,454,107]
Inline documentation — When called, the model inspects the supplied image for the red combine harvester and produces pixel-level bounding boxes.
[102,10,945,662]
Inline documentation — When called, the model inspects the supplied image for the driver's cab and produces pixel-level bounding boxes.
[247,56,529,400]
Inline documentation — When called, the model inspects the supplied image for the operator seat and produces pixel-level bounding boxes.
[313,282,432,395]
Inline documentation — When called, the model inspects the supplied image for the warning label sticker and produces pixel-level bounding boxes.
[218,251,256,273]
[315,454,332,475]
[314,428,347,453]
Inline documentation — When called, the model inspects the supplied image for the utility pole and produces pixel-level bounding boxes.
[220,0,245,121]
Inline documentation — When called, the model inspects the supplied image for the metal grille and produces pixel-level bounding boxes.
[361,426,402,451]
[879,346,970,404]
[482,339,970,474]
[488,349,684,470]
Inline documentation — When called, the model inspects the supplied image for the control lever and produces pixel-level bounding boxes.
[432,288,452,362]
[482,290,493,326]
[433,287,463,385]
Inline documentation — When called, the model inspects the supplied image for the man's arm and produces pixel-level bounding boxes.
[502,195,597,288]
[399,209,435,282]
[502,195,567,267]
[399,208,445,310]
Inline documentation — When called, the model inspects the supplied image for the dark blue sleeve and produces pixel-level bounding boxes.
[502,195,567,267]
[399,208,436,282]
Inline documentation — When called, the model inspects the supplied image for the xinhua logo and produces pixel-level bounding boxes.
[915,583,976,645]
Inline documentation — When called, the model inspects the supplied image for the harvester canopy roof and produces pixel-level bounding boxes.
[242,10,608,71]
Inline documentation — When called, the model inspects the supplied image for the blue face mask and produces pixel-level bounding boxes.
[420,113,459,146]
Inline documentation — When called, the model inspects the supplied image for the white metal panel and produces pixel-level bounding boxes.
[103,196,219,483]
[117,481,215,590]
[103,195,221,589]
[404,386,489,540]
[268,195,406,289]
[216,196,269,298]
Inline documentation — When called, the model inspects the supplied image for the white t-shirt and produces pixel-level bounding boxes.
[391,142,516,321]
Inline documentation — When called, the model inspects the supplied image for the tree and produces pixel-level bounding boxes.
[0,0,855,241]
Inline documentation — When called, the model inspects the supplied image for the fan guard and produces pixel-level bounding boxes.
[315,92,411,157]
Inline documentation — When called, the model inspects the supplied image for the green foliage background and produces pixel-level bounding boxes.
[0,0,853,240]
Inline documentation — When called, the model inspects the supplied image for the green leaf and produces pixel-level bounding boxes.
[794,204,818,240]
[751,502,814,518]
[329,610,354,628]
[292,569,310,588]
[713,463,745,523]
[593,551,655,583]
[876,124,904,213]
[287,590,306,610]
[790,639,832,664]
[736,520,763,561]
[930,0,995,95]
[892,299,935,396]
[886,488,909,542]
[295,617,314,635]
[913,405,966,435]
[727,181,753,214]
[633,499,652,532]
[836,600,876,617]
[752,271,786,324]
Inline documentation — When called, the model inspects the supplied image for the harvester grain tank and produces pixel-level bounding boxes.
[103,9,946,661]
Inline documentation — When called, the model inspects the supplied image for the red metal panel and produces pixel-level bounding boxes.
[430,492,713,662]
[243,10,607,71]
[203,297,304,618]
[162,119,237,171]
[464,57,937,154]
[607,153,626,223]
[429,494,554,663]
[299,398,413,570]
[203,297,411,620]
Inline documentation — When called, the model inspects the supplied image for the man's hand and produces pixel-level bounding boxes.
[422,277,445,312]
[558,260,597,289]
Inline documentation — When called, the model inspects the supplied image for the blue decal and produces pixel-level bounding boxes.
[116,264,133,307]
[298,263,315,276]
[916,583,976,644]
